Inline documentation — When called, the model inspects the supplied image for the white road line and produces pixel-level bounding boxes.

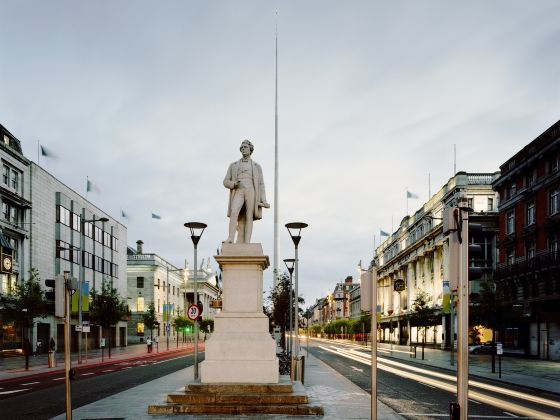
[20,382,40,386]
[52,377,64,381]
[0,389,30,395]
[351,366,363,372]
[504,412,519,418]
[81,372,94,376]
[102,370,113,372]
[122,366,132,369]
[318,345,557,419]
[469,398,482,405]
[418,382,436,389]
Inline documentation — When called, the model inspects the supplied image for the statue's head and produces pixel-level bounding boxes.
[240,139,254,156]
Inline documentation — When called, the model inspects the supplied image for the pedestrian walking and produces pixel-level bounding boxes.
[147,337,152,353]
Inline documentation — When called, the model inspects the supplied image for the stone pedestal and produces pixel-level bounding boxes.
[200,243,279,383]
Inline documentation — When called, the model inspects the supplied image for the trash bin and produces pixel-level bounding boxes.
[291,355,305,384]
[48,351,56,368]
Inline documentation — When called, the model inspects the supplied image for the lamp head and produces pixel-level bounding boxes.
[285,222,308,248]
[184,222,207,246]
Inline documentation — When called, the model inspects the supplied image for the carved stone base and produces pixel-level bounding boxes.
[200,243,278,383]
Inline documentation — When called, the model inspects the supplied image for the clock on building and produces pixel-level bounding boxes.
[2,255,12,272]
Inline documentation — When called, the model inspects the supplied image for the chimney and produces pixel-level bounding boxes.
[136,240,144,254]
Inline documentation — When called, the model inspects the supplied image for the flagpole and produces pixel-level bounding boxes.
[406,188,408,215]
[428,173,431,198]
[86,176,89,200]
[273,9,280,287]
[37,140,40,165]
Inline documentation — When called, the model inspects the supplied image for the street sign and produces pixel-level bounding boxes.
[496,343,503,355]
[187,304,200,320]
[100,338,106,347]
[75,325,82,332]
[166,323,170,333]
[82,326,90,333]
[394,279,405,292]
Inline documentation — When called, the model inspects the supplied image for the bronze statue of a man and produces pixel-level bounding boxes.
[224,140,269,243]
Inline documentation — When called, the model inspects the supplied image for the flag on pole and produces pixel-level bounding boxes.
[380,229,390,237]
[86,178,101,193]
[151,213,162,220]
[407,190,419,199]
[40,145,57,158]
[121,209,128,218]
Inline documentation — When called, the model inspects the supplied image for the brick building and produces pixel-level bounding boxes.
[493,119,560,360]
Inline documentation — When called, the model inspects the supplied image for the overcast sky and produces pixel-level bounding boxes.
[1,1,559,308]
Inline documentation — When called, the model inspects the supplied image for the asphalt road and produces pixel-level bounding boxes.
[308,339,560,419]
[0,349,201,420]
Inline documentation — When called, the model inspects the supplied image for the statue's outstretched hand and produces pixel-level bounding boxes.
[259,201,271,208]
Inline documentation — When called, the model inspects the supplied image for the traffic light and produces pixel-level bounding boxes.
[197,301,203,321]
[45,275,65,318]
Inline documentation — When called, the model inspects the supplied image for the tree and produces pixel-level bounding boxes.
[172,315,193,345]
[471,280,503,372]
[199,318,214,334]
[267,272,305,350]
[408,290,438,360]
[0,269,49,369]
[142,302,157,339]
[89,279,130,358]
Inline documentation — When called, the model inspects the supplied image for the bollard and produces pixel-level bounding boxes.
[48,351,56,368]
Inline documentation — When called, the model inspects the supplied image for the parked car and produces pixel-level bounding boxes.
[468,342,496,354]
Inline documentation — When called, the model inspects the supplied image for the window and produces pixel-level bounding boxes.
[507,249,515,265]
[10,171,18,190]
[94,256,103,272]
[71,213,81,232]
[93,226,102,243]
[528,170,537,187]
[2,203,7,221]
[2,165,9,185]
[70,247,80,264]
[137,297,145,312]
[509,183,516,198]
[57,205,71,226]
[163,281,166,292]
[111,263,118,277]
[6,236,19,261]
[467,198,473,210]
[3,135,9,146]
[2,202,18,225]
[82,251,92,268]
[56,240,70,260]
[526,202,535,226]
[550,188,559,215]
[487,198,494,212]
[157,299,160,313]
[136,322,144,335]
[506,210,515,234]
[103,232,111,246]
[103,259,111,275]
[111,236,118,250]
[553,156,559,172]
[10,206,18,225]
[83,222,93,238]
[549,234,559,255]
[526,241,536,259]
[157,279,160,289]
[173,285,175,295]
[137,277,144,288]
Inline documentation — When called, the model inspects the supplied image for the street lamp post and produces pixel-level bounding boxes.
[285,222,308,381]
[283,258,295,357]
[79,216,108,364]
[185,222,207,381]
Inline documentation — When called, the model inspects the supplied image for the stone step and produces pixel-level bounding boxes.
[167,391,308,405]
[185,382,292,394]
[148,403,324,416]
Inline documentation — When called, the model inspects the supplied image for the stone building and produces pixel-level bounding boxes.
[375,172,499,348]
[493,119,560,360]
[127,240,220,344]
[0,124,32,352]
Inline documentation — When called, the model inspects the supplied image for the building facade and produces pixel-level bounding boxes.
[127,241,220,344]
[376,172,499,348]
[493,119,560,360]
[29,163,128,352]
[0,124,32,352]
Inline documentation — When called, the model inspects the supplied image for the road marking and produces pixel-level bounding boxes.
[122,366,132,369]
[351,366,363,373]
[102,370,113,372]
[469,398,482,405]
[318,345,557,419]
[53,377,64,381]
[419,382,436,389]
[21,382,39,386]
[81,372,94,376]
[398,415,532,419]
[0,389,29,395]
[504,412,519,418]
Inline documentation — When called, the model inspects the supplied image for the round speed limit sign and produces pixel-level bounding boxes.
[187,304,200,320]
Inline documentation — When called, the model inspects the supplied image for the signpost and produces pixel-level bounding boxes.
[187,304,200,321]
[82,321,90,363]
[497,343,503,378]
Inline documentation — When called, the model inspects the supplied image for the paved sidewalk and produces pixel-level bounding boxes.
[328,339,560,395]
[0,342,202,382]
[51,350,403,419]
